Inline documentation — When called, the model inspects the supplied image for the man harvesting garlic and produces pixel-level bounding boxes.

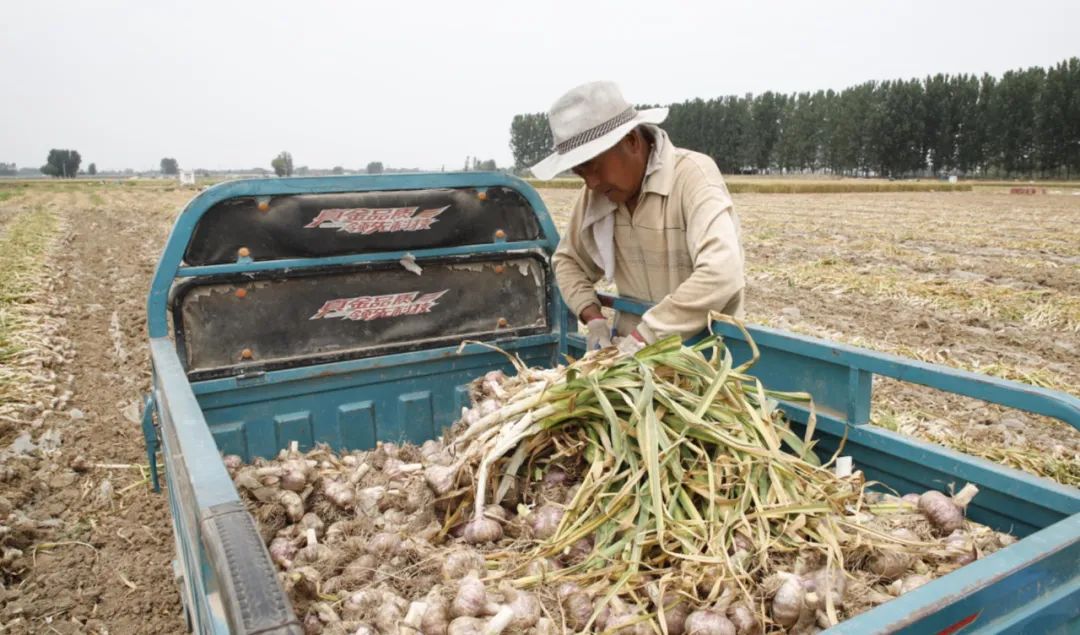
[534,81,746,355]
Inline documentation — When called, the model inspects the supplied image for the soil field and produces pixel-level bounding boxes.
[0,182,1076,633]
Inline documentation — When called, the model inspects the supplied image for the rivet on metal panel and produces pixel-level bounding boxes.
[493,264,505,274]
[238,246,251,258]
[494,229,506,242]
[497,317,509,328]
[477,190,488,201]
[235,288,247,298]
[256,197,271,212]
[240,348,253,360]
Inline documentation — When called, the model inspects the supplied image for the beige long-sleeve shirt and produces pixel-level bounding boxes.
[552,127,745,343]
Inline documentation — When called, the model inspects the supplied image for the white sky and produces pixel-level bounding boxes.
[2,0,1077,172]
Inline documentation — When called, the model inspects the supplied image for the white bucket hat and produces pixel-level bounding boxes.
[530,81,668,181]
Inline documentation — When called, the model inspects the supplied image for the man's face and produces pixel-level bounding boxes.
[571,133,648,205]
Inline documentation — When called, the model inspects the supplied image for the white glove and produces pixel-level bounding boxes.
[615,334,646,356]
[585,318,613,350]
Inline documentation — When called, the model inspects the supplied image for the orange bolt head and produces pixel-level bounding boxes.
[240,348,253,360]
[238,247,250,258]
[493,264,505,274]
[494,229,506,240]
[477,191,487,201]
[257,201,270,212]
[497,317,509,328]
[235,288,247,298]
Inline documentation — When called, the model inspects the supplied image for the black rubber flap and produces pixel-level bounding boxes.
[177,256,549,376]
[184,187,541,265]
[200,501,303,635]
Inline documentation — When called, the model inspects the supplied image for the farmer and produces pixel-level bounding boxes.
[534,81,745,355]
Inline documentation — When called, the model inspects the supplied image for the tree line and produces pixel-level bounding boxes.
[15,150,501,180]
[510,57,1080,179]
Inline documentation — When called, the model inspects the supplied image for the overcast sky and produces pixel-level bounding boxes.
[2,1,1077,172]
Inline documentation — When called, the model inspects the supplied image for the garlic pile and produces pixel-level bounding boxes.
[227,362,1017,634]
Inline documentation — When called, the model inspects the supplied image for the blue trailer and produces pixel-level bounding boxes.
[142,174,1079,634]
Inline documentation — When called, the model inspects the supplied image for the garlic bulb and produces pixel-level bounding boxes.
[647,584,689,635]
[684,610,736,635]
[312,602,341,625]
[276,490,305,522]
[919,484,977,535]
[944,530,976,565]
[281,459,310,491]
[373,590,407,633]
[604,597,650,635]
[446,617,484,635]
[526,504,564,540]
[868,528,918,580]
[422,594,450,635]
[356,486,385,516]
[659,603,690,635]
[321,478,355,509]
[804,566,847,608]
[725,604,762,635]
[420,439,443,461]
[452,573,488,618]
[302,612,321,635]
[562,536,593,564]
[771,573,805,627]
[298,512,325,537]
[558,584,594,631]
[498,583,540,629]
[541,467,569,488]
[365,531,402,557]
[899,573,932,593]
[286,566,321,599]
[524,557,560,579]
[268,536,296,568]
[442,549,486,581]
[483,504,509,522]
[463,517,503,544]
[425,464,459,496]
[342,589,380,617]
[402,601,429,633]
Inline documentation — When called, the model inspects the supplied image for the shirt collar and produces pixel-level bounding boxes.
[640,124,675,197]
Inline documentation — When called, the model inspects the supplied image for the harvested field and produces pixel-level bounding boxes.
[527,178,974,194]
[0,183,190,634]
[541,187,1080,485]
[0,182,1075,633]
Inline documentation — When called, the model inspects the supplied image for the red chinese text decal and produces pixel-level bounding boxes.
[304,206,448,234]
[310,290,449,321]
[936,612,980,635]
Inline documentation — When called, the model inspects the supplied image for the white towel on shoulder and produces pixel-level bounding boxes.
[578,125,669,283]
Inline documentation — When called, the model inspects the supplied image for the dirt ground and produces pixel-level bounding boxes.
[0,183,1076,633]
[0,184,190,634]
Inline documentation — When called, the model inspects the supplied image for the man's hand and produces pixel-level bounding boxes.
[579,304,605,324]
[585,318,612,350]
